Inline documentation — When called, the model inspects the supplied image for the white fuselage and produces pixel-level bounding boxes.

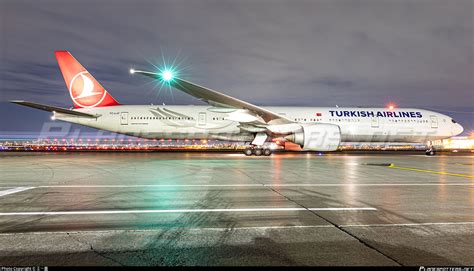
[56,105,463,143]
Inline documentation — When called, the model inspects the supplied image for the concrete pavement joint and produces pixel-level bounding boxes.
[234,167,403,266]
[66,232,124,266]
[266,186,404,266]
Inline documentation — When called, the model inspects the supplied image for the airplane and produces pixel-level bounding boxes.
[11,51,463,156]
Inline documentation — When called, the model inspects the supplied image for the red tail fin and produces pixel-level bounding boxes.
[55,51,120,108]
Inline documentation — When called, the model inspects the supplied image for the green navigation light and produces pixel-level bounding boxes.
[161,70,174,82]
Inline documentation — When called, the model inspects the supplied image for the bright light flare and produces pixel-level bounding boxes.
[386,102,397,110]
[141,50,189,101]
[161,70,174,82]
[129,68,135,74]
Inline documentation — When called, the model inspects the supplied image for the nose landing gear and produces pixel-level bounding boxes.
[425,148,436,156]
[425,141,436,156]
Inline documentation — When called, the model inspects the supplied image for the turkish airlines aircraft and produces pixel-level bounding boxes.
[12,51,463,155]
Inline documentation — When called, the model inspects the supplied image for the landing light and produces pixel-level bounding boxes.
[129,68,135,74]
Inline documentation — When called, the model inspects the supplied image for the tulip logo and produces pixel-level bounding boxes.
[69,71,106,108]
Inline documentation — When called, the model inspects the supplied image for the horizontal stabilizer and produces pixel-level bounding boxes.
[10,100,99,118]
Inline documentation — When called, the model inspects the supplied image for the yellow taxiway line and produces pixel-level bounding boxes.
[388,164,474,179]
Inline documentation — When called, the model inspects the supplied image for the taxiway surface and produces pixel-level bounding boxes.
[0,152,472,266]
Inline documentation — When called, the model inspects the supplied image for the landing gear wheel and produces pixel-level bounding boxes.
[425,149,436,156]
[244,148,253,156]
[263,149,272,156]
[254,149,263,156]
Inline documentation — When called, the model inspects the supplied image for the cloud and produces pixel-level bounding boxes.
[0,0,472,131]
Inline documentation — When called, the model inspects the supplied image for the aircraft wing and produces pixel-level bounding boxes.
[10,100,100,118]
[132,70,293,125]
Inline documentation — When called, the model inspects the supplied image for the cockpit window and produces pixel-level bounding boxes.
[451,119,457,124]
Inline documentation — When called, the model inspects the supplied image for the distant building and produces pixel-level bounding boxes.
[433,136,474,150]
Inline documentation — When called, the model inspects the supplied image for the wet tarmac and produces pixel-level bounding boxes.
[0,152,472,266]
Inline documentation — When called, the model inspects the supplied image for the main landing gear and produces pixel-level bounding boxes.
[243,146,273,156]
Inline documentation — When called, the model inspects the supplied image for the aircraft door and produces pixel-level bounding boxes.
[198,112,206,126]
[430,115,438,128]
[371,117,379,128]
[120,112,128,125]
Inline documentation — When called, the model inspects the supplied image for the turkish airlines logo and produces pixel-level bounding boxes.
[69,71,106,108]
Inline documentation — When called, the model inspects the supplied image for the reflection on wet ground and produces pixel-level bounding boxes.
[0,152,472,265]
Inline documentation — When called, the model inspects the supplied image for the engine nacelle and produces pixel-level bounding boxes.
[285,124,341,151]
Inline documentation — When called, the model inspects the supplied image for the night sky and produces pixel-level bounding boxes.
[0,0,472,134]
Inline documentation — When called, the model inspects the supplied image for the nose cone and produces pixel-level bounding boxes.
[453,123,464,136]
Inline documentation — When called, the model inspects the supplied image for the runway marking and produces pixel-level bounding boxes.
[0,183,468,189]
[0,222,472,236]
[37,184,265,188]
[388,164,474,179]
[266,183,474,187]
[0,225,336,235]
[342,221,474,227]
[0,207,376,216]
[0,187,35,198]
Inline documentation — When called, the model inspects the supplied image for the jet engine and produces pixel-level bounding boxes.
[284,124,341,151]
